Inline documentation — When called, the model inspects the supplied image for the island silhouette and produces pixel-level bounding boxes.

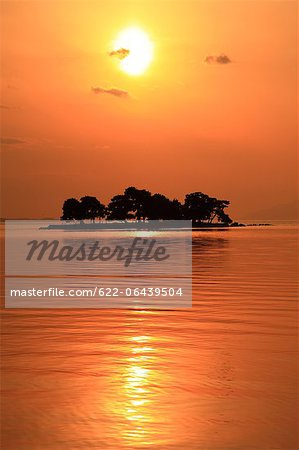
[60,186,244,228]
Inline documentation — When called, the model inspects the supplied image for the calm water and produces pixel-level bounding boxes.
[1,225,298,449]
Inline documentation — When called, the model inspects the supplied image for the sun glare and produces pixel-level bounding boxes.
[112,27,154,76]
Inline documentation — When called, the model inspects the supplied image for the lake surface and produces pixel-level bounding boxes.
[1,225,298,449]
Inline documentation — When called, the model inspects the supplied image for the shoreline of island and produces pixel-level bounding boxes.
[40,221,272,231]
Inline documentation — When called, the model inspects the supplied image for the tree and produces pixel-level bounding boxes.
[61,198,83,221]
[147,194,183,219]
[183,192,232,224]
[183,192,213,222]
[61,188,234,224]
[213,207,232,224]
[106,187,152,220]
[80,196,105,222]
[124,186,152,220]
[106,194,133,220]
[209,199,232,224]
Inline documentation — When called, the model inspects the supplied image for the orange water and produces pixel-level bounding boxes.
[1,226,298,449]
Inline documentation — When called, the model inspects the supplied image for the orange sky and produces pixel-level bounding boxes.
[0,0,297,220]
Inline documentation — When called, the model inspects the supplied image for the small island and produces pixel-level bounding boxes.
[52,186,252,230]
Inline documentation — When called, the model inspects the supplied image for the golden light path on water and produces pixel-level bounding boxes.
[104,323,157,445]
[121,335,154,443]
[101,310,183,448]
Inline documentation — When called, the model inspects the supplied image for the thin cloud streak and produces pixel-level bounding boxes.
[204,54,232,64]
[108,48,130,60]
[91,87,129,99]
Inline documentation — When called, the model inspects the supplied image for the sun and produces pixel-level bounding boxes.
[112,27,153,76]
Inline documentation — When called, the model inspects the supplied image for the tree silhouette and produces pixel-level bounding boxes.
[106,194,133,220]
[107,187,152,220]
[184,192,212,222]
[183,192,232,224]
[80,196,105,222]
[61,188,233,224]
[61,198,83,221]
[147,194,183,219]
[124,186,152,220]
[61,196,105,221]
[209,199,232,224]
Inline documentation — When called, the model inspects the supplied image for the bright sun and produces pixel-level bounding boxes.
[112,27,153,76]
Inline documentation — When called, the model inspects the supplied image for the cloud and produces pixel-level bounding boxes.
[108,48,130,60]
[204,54,232,65]
[91,86,129,99]
[0,137,26,145]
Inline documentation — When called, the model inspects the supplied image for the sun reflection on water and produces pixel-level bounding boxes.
[101,315,179,447]
[119,335,156,444]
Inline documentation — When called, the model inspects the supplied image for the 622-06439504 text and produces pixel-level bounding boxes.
[9,287,184,298]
